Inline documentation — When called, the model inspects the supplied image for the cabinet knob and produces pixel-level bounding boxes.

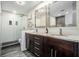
[51,49,53,57]
[55,50,57,57]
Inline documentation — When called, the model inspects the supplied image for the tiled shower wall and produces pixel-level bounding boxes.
[1,11,27,43]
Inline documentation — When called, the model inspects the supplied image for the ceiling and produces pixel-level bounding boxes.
[1,1,42,15]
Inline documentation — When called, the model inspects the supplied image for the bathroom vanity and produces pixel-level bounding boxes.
[25,32,79,57]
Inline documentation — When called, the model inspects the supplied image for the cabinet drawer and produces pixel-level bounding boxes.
[34,46,40,56]
[34,52,40,57]
[34,36,43,40]
[34,39,41,45]
[34,42,40,48]
[34,41,40,45]
[34,36,43,44]
[34,36,42,40]
[34,46,40,51]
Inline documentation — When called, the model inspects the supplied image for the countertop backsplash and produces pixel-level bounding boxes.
[33,27,79,36]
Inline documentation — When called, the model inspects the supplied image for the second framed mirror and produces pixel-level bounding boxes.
[35,6,47,28]
[48,1,76,27]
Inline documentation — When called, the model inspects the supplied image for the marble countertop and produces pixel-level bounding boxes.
[25,31,79,43]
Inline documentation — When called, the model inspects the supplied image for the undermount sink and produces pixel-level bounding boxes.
[49,34,79,42]
[50,34,68,36]
[49,34,69,40]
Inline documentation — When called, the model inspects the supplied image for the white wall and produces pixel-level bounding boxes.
[0,1,1,13]
[0,1,2,43]
[0,1,2,56]
[65,9,73,26]
[1,11,27,43]
[2,11,16,43]
[0,13,1,43]
[77,2,79,28]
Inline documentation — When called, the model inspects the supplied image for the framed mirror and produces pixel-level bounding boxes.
[48,1,76,27]
[35,6,47,28]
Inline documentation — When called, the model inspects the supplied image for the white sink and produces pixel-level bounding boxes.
[50,34,79,42]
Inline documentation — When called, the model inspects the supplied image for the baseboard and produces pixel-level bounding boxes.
[2,40,19,48]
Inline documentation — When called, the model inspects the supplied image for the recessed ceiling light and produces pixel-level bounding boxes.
[57,14,61,16]
[16,1,25,6]
[66,11,69,14]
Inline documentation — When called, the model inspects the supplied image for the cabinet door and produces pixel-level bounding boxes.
[43,37,51,57]
[53,48,65,57]
[49,45,74,57]
[30,40,34,53]
[29,34,34,53]
[48,46,62,57]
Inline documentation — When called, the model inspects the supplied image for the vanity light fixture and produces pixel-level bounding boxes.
[16,1,25,6]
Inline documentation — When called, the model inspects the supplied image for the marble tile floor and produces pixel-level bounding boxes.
[1,44,35,57]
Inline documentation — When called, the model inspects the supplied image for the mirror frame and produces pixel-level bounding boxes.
[35,6,47,28]
[48,1,77,27]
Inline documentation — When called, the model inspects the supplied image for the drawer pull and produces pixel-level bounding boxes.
[51,49,53,57]
[55,50,57,57]
[34,37,40,40]
[34,52,40,56]
[34,42,40,45]
[35,47,40,50]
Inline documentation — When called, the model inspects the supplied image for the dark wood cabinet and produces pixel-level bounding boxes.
[46,37,78,57]
[25,33,79,57]
[33,35,44,57]
[26,34,44,57]
[47,45,74,57]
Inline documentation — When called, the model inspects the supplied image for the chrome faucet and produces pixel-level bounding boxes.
[36,29,38,32]
[46,27,48,33]
[60,28,62,35]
